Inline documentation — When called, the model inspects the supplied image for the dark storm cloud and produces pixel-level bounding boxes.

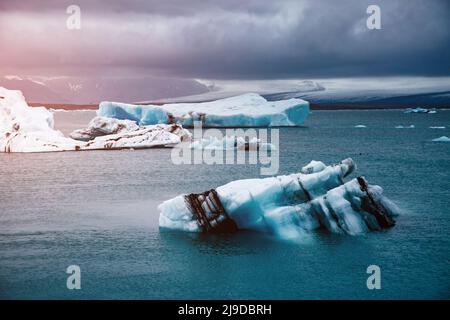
[0,0,449,78]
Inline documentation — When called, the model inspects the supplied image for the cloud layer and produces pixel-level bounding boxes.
[1,0,449,79]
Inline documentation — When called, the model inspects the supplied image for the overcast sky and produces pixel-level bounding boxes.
[1,0,449,79]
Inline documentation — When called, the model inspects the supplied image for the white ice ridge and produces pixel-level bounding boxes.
[98,93,310,127]
[0,87,191,152]
[158,158,399,238]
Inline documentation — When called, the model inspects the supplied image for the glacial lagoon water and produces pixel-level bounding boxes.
[0,109,449,299]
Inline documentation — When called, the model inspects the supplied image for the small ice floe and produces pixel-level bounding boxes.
[395,125,415,129]
[404,107,436,114]
[430,126,446,129]
[354,125,367,128]
[432,136,450,142]
[190,136,274,151]
[159,158,399,239]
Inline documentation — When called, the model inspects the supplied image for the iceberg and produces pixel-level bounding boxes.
[98,93,310,127]
[432,136,450,142]
[0,87,80,152]
[395,125,415,129]
[79,123,191,150]
[189,136,274,151]
[0,87,191,152]
[404,107,436,114]
[158,158,398,238]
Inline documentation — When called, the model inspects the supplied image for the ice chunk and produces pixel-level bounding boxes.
[354,125,366,128]
[300,160,326,174]
[70,116,139,141]
[158,158,396,238]
[0,87,81,152]
[98,93,310,127]
[404,107,436,114]
[97,102,169,124]
[430,126,446,129]
[0,87,191,152]
[432,136,450,142]
[82,123,191,150]
[190,136,274,151]
[395,125,415,129]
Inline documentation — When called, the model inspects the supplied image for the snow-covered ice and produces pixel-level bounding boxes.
[0,87,191,152]
[158,158,398,238]
[432,136,450,142]
[98,93,310,127]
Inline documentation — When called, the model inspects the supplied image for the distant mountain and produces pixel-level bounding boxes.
[43,77,209,104]
[0,76,210,104]
[262,79,450,107]
[2,76,449,108]
[0,78,67,103]
[361,91,450,107]
[157,78,450,108]
[150,80,326,103]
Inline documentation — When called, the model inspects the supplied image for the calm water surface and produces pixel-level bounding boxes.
[0,110,449,299]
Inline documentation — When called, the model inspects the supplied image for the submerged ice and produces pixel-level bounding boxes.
[158,158,398,238]
[98,93,310,127]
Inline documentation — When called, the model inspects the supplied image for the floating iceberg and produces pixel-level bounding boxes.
[0,87,79,152]
[354,125,367,128]
[395,125,415,129]
[432,136,450,142]
[0,87,190,152]
[98,93,310,127]
[190,136,274,151]
[404,107,436,114]
[79,123,191,150]
[158,158,398,238]
[430,126,446,129]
